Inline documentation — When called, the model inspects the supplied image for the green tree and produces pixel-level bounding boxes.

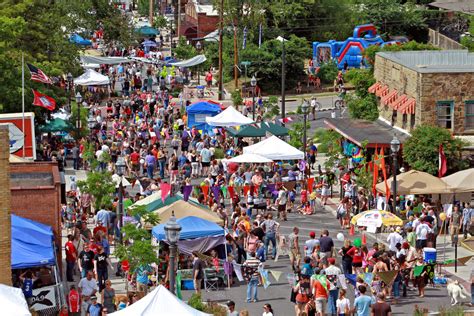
[231,90,243,109]
[403,124,468,175]
[262,96,280,119]
[313,128,343,170]
[318,61,339,84]
[345,94,379,121]
[69,102,90,140]
[174,36,198,60]
[77,170,116,210]
[114,205,160,273]
[288,121,310,150]
[353,0,428,41]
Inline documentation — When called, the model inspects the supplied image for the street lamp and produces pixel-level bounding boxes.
[250,75,257,120]
[66,73,73,112]
[164,211,182,295]
[302,99,310,189]
[75,92,82,138]
[87,114,96,130]
[116,156,127,244]
[390,135,401,214]
[196,41,202,85]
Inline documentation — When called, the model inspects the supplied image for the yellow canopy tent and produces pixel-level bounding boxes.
[376,169,452,195]
[142,200,222,229]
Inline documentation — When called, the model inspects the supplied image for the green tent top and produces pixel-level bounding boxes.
[226,125,266,137]
[136,26,159,36]
[261,122,289,136]
[40,118,73,133]
[131,191,202,212]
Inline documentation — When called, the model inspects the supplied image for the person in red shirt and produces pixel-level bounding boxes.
[93,222,107,236]
[88,240,100,255]
[129,148,140,174]
[205,71,213,88]
[311,271,330,316]
[65,234,77,282]
[347,244,364,274]
[68,285,81,316]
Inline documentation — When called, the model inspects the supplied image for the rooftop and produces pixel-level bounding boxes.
[324,118,409,148]
[376,50,474,73]
[429,0,474,15]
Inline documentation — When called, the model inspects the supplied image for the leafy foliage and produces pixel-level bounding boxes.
[313,128,343,170]
[187,293,228,316]
[173,36,198,60]
[288,121,310,150]
[318,61,339,84]
[345,94,379,121]
[263,95,280,119]
[77,170,116,210]
[69,102,90,139]
[114,205,160,273]
[344,68,375,98]
[231,90,243,108]
[403,124,468,175]
[363,40,439,68]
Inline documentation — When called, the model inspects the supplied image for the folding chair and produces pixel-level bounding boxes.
[203,269,219,291]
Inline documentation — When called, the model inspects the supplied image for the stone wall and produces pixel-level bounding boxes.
[0,125,11,285]
[419,72,474,134]
[374,54,474,134]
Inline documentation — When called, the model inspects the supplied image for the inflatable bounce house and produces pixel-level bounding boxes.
[312,24,405,69]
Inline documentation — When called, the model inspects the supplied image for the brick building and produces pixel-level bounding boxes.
[369,50,474,135]
[10,161,62,265]
[0,125,12,285]
[181,0,218,39]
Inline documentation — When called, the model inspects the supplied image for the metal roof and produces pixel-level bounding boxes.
[377,50,474,73]
[429,0,474,15]
[324,118,409,148]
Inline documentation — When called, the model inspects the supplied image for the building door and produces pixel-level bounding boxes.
[436,101,454,129]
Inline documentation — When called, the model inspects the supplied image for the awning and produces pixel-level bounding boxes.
[381,89,398,106]
[80,56,132,65]
[375,85,389,97]
[399,97,416,114]
[368,82,381,93]
[169,55,207,67]
[391,94,407,110]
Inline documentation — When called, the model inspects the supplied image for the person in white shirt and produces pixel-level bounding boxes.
[415,219,432,249]
[304,231,320,257]
[387,227,403,252]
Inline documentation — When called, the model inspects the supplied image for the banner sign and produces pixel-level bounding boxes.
[30,285,56,311]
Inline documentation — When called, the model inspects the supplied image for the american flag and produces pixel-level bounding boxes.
[27,63,52,84]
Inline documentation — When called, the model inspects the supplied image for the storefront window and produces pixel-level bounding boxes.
[465,101,474,130]
[436,101,453,129]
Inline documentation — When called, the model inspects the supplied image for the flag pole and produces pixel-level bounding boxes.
[22,52,25,158]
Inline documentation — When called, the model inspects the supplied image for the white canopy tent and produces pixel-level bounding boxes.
[74,69,110,86]
[243,135,304,160]
[170,55,207,67]
[0,284,31,316]
[80,55,132,65]
[110,285,211,316]
[442,168,474,193]
[229,153,273,163]
[206,105,254,127]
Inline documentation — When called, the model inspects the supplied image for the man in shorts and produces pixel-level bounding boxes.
[311,269,330,316]
[288,227,301,272]
[276,185,288,221]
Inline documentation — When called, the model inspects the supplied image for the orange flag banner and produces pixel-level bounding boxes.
[380,148,390,201]
[307,177,315,193]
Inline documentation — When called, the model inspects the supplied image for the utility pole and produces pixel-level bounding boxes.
[281,40,286,125]
[234,25,239,90]
[149,0,153,27]
[177,0,181,38]
[218,0,224,100]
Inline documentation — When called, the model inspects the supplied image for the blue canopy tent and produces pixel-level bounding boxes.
[11,215,55,269]
[136,26,159,36]
[186,101,221,132]
[69,34,92,46]
[152,217,226,255]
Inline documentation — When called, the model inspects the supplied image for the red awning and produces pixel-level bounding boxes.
[392,94,407,110]
[399,97,416,114]
[376,85,389,97]
[368,82,381,94]
[381,89,398,106]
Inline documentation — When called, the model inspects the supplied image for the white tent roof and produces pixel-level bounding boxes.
[442,168,474,193]
[206,105,254,127]
[229,153,273,163]
[0,284,31,316]
[170,55,207,67]
[74,69,110,86]
[243,135,304,160]
[110,285,211,316]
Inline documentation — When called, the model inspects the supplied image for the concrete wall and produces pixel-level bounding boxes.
[428,28,465,50]
[374,54,474,134]
[0,125,11,285]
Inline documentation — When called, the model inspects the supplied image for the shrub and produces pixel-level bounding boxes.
[318,61,339,84]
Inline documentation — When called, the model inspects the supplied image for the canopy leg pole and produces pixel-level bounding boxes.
[225,240,230,289]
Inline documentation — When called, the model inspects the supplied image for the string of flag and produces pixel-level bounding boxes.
[27,63,56,111]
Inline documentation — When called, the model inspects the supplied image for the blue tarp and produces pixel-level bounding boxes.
[11,215,55,269]
[152,216,224,241]
[70,34,92,46]
[186,101,221,131]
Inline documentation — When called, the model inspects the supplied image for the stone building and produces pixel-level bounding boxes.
[369,50,474,135]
